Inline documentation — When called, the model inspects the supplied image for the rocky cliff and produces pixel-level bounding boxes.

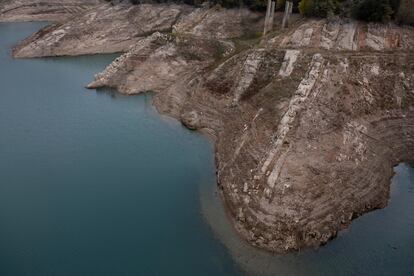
[0,0,104,22]
[4,2,414,253]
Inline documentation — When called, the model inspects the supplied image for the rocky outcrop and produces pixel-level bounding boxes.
[12,3,192,57]
[0,0,104,22]
[86,17,414,252]
[4,3,414,253]
[271,19,414,51]
[87,32,235,95]
[11,3,264,58]
[173,4,263,39]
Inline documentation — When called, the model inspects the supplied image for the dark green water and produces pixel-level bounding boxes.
[1,22,414,276]
[0,22,240,276]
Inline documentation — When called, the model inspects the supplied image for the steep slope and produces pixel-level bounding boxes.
[0,0,104,22]
[12,3,193,57]
[87,18,414,252]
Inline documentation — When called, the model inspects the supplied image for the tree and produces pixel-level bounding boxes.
[298,0,341,17]
[280,0,301,12]
[353,0,395,22]
[297,0,401,22]
[396,0,414,25]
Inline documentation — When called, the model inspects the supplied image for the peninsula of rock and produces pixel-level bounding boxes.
[2,0,413,253]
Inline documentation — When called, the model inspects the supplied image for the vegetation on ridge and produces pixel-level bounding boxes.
[118,0,412,24]
[298,0,402,22]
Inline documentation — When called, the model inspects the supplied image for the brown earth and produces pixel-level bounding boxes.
[3,2,414,253]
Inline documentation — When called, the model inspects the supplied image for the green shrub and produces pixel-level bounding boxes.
[275,0,301,12]
[298,0,341,17]
[352,0,395,22]
[396,0,414,25]
[298,0,312,16]
[297,0,401,22]
[276,0,286,10]
[125,0,404,24]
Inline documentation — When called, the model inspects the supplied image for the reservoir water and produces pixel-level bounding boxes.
[1,22,414,276]
[0,22,240,276]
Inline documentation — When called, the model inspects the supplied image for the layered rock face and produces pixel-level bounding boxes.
[12,3,193,57]
[87,19,414,252]
[5,2,414,253]
[0,0,104,22]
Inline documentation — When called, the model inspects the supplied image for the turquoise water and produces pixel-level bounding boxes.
[0,22,240,276]
[1,22,414,276]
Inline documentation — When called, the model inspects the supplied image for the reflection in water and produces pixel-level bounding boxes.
[202,163,414,276]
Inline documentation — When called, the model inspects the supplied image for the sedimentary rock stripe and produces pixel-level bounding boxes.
[365,24,387,51]
[281,22,314,48]
[336,22,357,51]
[320,21,340,50]
[261,54,324,189]
[278,49,300,77]
[232,50,264,104]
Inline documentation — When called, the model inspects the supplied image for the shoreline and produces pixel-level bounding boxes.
[2,1,414,253]
[200,162,414,276]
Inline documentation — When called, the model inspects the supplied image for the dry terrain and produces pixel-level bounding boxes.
[3,1,414,253]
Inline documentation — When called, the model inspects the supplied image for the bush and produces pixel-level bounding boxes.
[277,0,301,12]
[299,0,341,17]
[298,0,312,16]
[396,0,414,25]
[352,0,395,23]
[297,0,402,22]
[124,0,404,24]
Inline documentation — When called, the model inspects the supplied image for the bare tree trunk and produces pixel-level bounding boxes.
[269,1,275,32]
[263,0,272,35]
[282,1,292,28]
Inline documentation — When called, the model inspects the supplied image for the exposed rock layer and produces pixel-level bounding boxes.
[12,3,193,57]
[4,3,414,253]
[0,0,104,22]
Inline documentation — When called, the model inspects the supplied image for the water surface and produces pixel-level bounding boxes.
[1,22,413,276]
[0,22,240,276]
